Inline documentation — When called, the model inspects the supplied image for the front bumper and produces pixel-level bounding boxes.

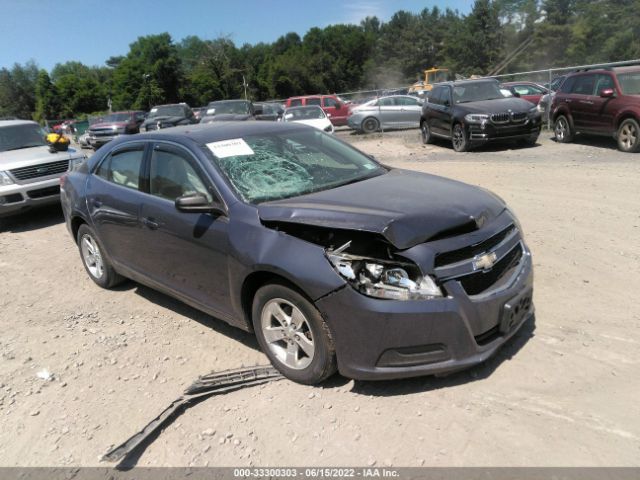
[0,177,62,217]
[467,118,541,144]
[315,245,534,380]
[89,133,120,148]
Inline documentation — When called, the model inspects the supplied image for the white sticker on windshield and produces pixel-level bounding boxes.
[150,108,158,113]
[206,138,254,158]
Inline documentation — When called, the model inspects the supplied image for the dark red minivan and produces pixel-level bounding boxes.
[551,67,640,152]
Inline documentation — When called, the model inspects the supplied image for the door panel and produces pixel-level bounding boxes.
[86,145,146,269]
[136,144,234,319]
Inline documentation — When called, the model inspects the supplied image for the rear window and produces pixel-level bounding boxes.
[289,99,303,107]
[570,75,596,95]
[306,97,322,106]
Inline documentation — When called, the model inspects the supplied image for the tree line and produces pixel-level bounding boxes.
[1,0,638,122]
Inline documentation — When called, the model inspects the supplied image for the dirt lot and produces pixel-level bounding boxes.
[1,130,639,467]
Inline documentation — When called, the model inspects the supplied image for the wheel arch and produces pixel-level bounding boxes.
[240,270,316,332]
[71,216,88,244]
[615,111,640,130]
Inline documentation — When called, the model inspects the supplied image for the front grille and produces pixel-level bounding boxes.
[90,129,117,137]
[1,193,23,204]
[511,112,527,122]
[434,225,515,268]
[27,185,60,199]
[491,113,510,123]
[10,159,69,181]
[460,243,523,295]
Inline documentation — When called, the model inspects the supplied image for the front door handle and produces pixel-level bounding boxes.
[142,217,159,230]
[92,198,103,208]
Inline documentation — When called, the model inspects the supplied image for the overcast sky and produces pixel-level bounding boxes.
[0,0,473,71]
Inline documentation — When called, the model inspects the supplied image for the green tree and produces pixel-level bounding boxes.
[34,70,60,122]
[0,61,39,119]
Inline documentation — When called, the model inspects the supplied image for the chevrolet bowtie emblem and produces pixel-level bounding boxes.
[473,252,498,271]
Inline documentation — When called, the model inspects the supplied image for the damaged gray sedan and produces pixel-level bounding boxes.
[60,122,533,384]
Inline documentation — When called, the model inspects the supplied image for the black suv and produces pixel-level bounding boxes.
[421,79,542,151]
[141,103,197,131]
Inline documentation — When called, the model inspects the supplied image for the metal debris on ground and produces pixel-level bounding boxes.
[101,365,283,465]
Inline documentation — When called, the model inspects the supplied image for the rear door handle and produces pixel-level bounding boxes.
[142,217,159,230]
[580,100,594,105]
[92,199,103,208]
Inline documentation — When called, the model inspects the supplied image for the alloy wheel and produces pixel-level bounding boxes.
[619,121,638,151]
[260,298,315,370]
[452,125,465,151]
[555,117,568,141]
[80,234,104,279]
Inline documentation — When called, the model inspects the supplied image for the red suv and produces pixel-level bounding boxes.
[551,67,640,152]
[284,95,350,126]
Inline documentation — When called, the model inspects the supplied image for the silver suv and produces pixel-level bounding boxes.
[0,120,86,217]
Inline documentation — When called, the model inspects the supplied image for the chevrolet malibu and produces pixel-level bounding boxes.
[60,122,534,384]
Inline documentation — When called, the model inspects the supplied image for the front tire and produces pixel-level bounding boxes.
[421,120,433,144]
[451,123,469,152]
[554,115,574,143]
[252,283,337,384]
[617,118,640,153]
[77,224,124,289]
[361,117,380,134]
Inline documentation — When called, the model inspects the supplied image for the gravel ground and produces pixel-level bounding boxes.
[1,129,639,467]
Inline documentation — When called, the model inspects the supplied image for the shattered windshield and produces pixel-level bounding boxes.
[204,129,386,203]
[453,82,505,103]
[0,124,48,152]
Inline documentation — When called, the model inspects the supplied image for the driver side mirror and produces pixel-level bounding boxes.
[334,102,342,109]
[600,88,615,98]
[512,91,521,98]
[175,193,225,215]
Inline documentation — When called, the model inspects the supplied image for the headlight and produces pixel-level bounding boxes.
[536,103,544,112]
[0,170,14,186]
[68,156,87,171]
[327,243,442,300]
[464,113,489,124]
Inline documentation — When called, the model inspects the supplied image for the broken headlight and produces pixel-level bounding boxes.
[327,242,442,301]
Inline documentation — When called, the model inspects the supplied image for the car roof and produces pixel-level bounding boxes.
[500,81,541,86]
[612,66,640,74]
[121,121,311,145]
[0,120,38,127]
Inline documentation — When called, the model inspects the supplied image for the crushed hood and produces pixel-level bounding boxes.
[89,121,128,130]
[258,169,505,250]
[458,97,535,113]
[142,115,184,127]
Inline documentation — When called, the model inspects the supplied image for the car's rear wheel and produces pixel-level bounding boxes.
[451,123,469,152]
[361,117,380,134]
[252,283,337,384]
[421,120,433,144]
[617,118,640,153]
[554,115,574,143]
[77,224,124,289]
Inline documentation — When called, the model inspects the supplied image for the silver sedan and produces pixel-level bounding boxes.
[347,95,423,133]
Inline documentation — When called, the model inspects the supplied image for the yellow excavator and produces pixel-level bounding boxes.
[408,68,450,95]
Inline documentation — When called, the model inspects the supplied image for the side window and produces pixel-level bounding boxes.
[396,97,420,106]
[570,75,596,95]
[306,97,322,106]
[429,87,442,105]
[290,99,302,107]
[323,97,338,108]
[560,76,575,93]
[149,147,211,202]
[595,74,614,93]
[514,85,533,95]
[440,87,451,105]
[95,147,144,190]
[378,97,396,107]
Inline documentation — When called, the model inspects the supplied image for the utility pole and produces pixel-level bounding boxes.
[242,75,248,100]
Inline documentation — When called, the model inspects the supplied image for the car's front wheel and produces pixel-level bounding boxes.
[252,283,337,384]
[554,115,574,143]
[421,120,433,144]
[451,123,469,152]
[617,118,640,153]
[77,224,124,288]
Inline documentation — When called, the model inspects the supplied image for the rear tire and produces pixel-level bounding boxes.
[361,117,380,134]
[252,283,337,384]
[420,120,433,144]
[554,115,574,143]
[617,118,640,153]
[77,224,124,289]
